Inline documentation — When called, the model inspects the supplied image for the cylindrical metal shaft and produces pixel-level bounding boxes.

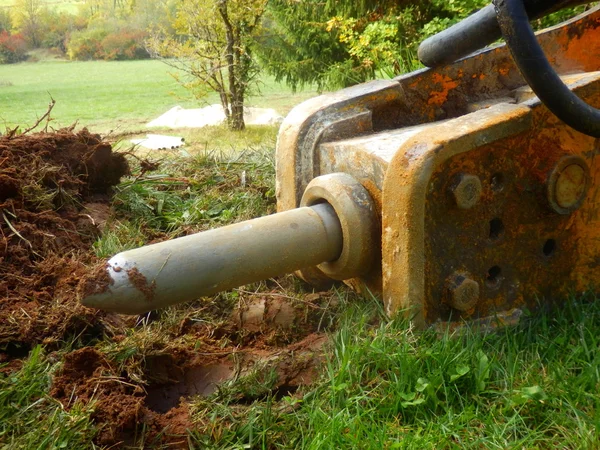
[80,203,343,314]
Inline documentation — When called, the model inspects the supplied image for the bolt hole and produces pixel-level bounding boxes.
[489,218,504,240]
[543,239,556,257]
[490,173,505,192]
[486,266,502,287]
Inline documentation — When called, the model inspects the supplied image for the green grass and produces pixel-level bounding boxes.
[186,294,600,449]
[109,146,276,235]
[0,346,97,448]
[4,142,600,448]
[5,290,600,448]
[0,59,320,133]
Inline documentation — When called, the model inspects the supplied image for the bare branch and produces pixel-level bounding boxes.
[8,97,55,139]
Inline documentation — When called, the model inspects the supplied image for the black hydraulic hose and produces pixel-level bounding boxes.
[493,0,600,137]
[418,0,586,67]
[418,4,499,67]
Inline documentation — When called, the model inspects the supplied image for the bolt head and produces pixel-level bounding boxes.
[447,273,480,312]
[451,174,482,209]
[547,156,589,215]
[555,164,586,208]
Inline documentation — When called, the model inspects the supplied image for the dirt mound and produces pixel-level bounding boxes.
[47,288,334,448]
[0,128,129,353]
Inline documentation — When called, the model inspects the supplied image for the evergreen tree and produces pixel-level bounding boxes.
[256,0,488,91]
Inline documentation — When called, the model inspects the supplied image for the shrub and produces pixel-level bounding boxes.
[0,8,11,33]
[99,30,149,60]
[66,27,107,60]
[39,11,78,53]
[0,31,28,64]
[66,27,149,61]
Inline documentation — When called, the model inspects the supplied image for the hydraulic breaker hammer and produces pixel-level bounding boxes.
[81,2,600,328]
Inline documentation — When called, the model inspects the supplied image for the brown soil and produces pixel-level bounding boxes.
[0,128,128,353]
[0,128,336,448]
[50,347,146,446]
[50,299,330,448]
[77,261,114,298]
[126,266,156,301]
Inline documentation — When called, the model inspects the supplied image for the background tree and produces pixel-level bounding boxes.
[256,0,488,91]
[0,9,12,34]
[11,0,46,47]
[147,0,267,131]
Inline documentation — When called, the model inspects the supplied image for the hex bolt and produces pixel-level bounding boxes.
[451,174,482,209]
[547,155,590,215]
[446,273,480,312]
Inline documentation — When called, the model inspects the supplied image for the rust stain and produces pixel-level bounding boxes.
[427,73,459,106]
[360,178,382,211]
[551,18,599,72]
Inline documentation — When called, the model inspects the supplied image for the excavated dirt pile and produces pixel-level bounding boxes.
[0,128,129,355]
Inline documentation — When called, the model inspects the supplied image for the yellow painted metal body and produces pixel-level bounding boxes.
[276,7,600,327]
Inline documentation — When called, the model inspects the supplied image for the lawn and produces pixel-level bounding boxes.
[0,58,320,133]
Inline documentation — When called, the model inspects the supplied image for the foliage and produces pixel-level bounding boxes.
[0,31,27,63]
[99,29,149,60]
[257,0,490,91]
[325,10,420,82]
[66,26,106,59]
[147,0,268,130]
[534,4,597,29]
[256,0,348,92]
[7,0,172,58]
[77,0,174,31]
[261,0,591,91]
[0,9,11,34]
[10,0,44,47]
[39,10,80,52]
[66,23,149,60]
[9,0,82,54]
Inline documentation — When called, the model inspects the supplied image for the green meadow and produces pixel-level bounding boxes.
[0,58,320,133]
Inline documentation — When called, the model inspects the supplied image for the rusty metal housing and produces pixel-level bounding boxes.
[276,6,600,327]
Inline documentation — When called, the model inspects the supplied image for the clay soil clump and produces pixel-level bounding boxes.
[0,128,128,355]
